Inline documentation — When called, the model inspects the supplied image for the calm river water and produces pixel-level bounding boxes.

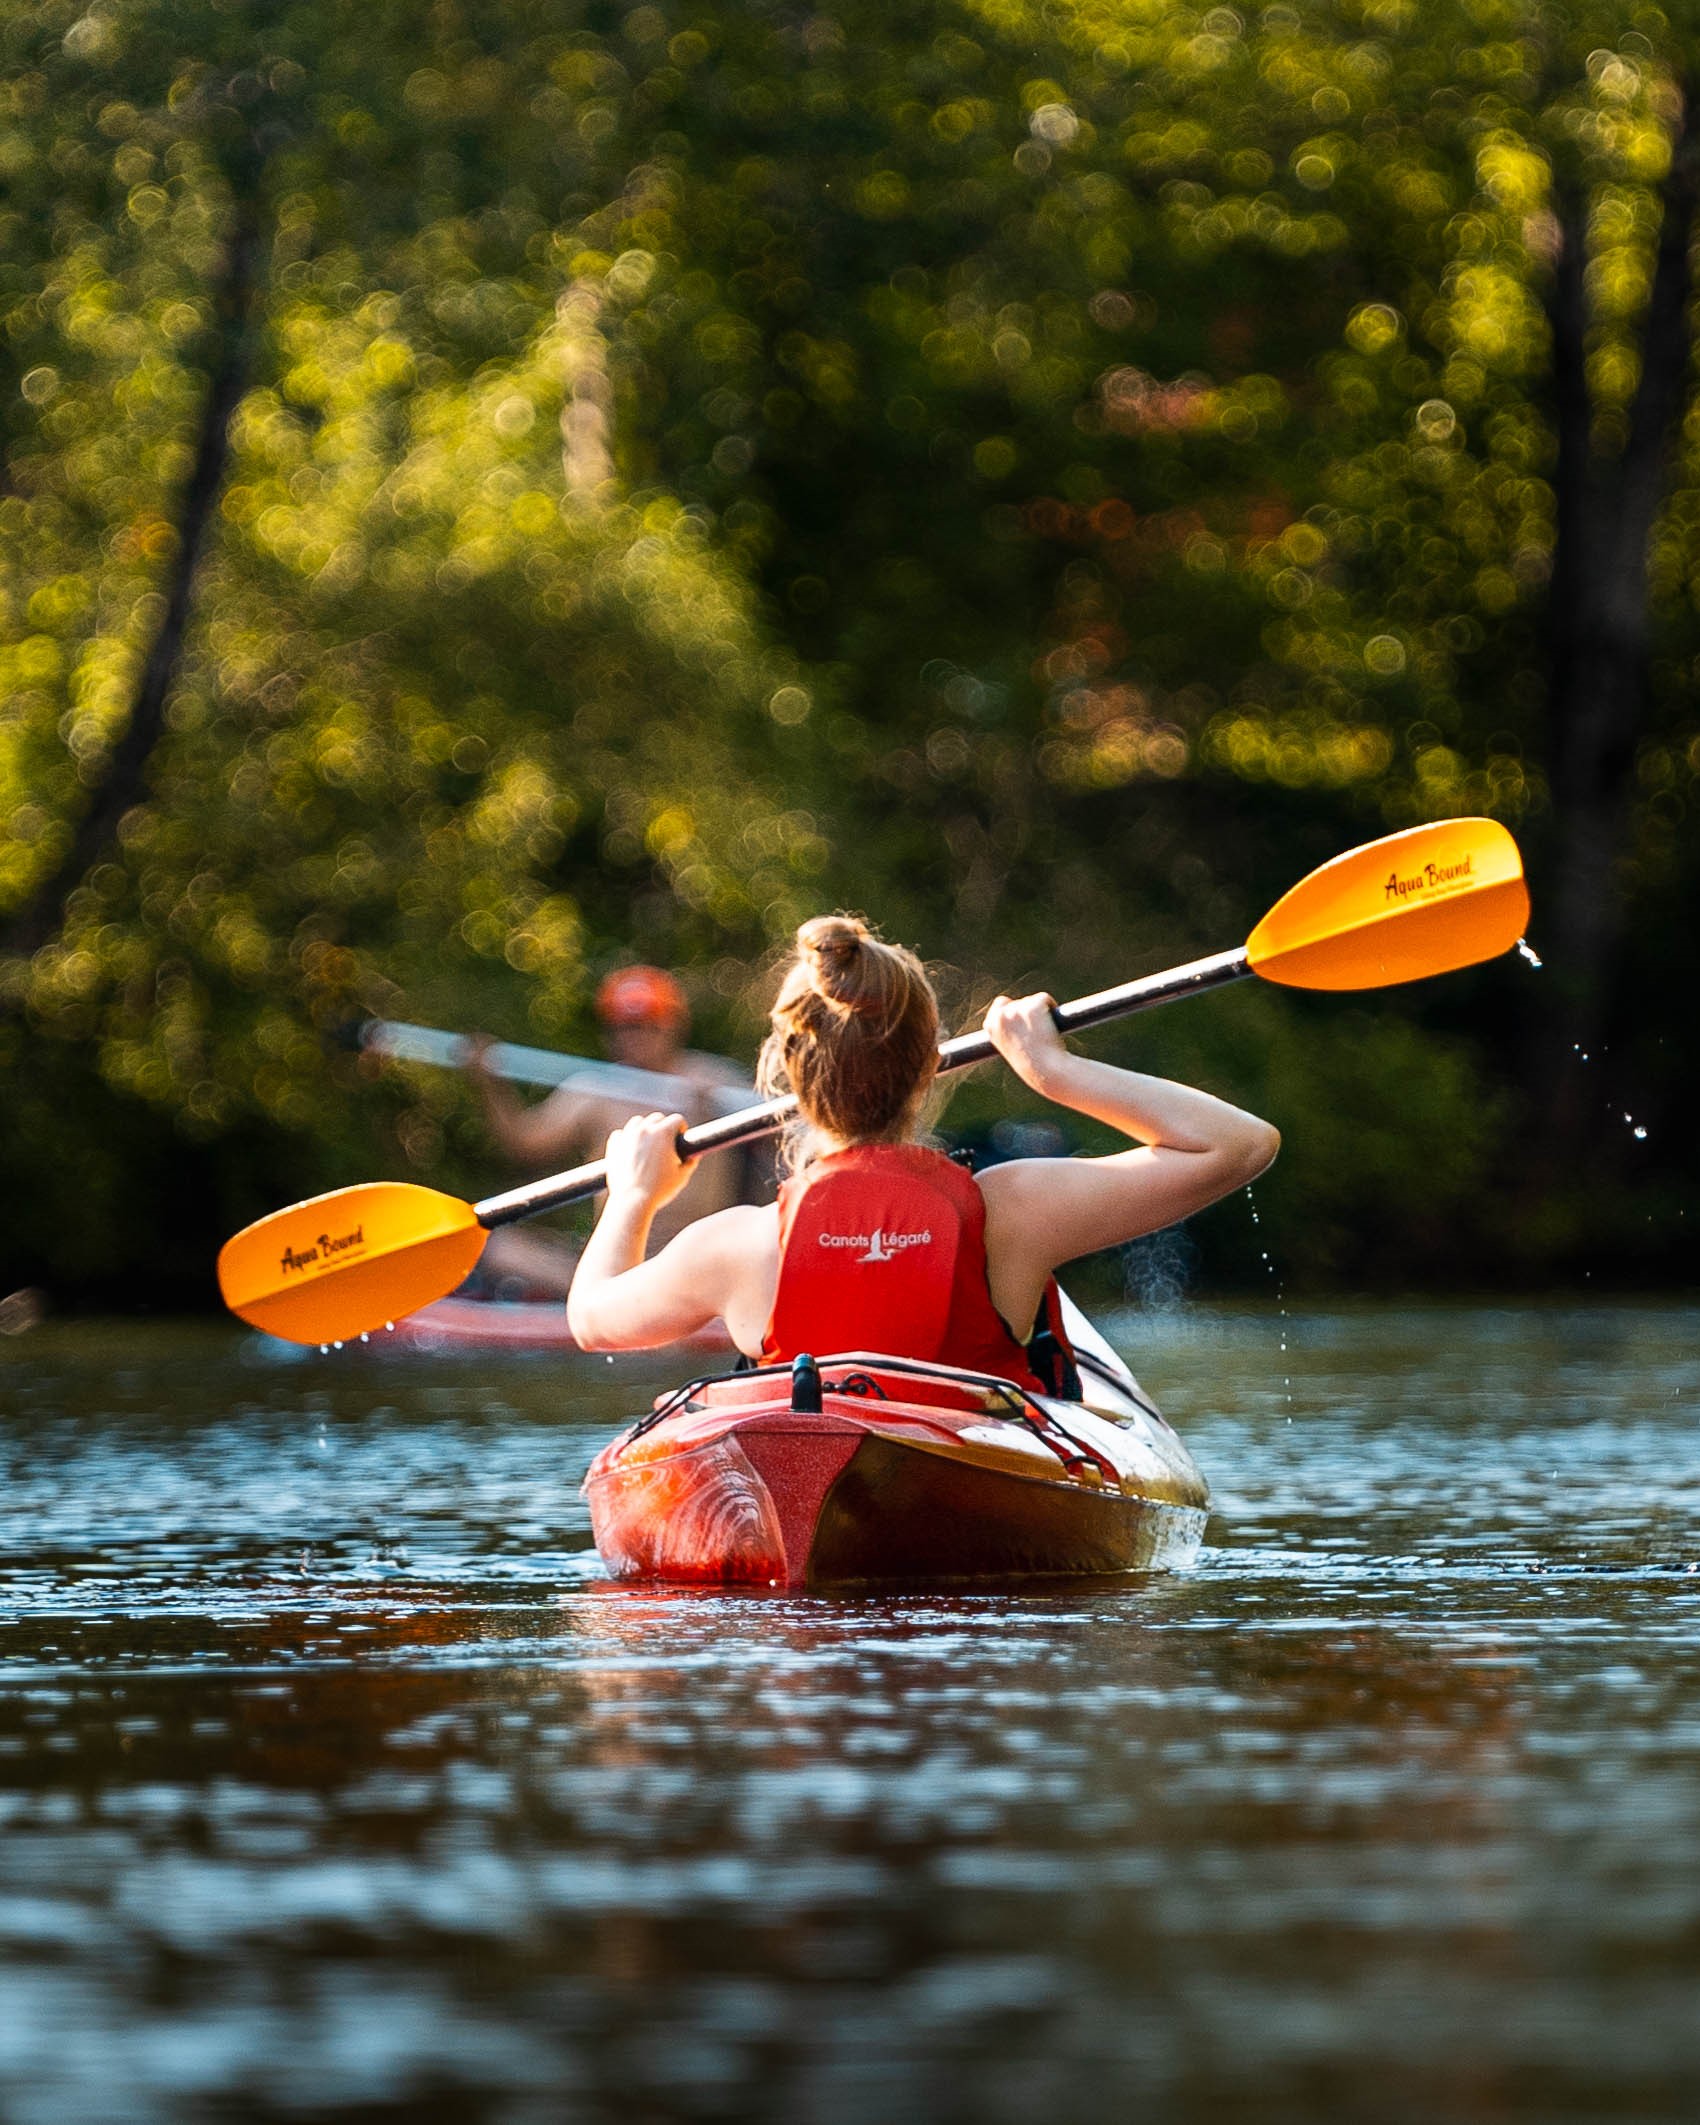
[1,1303,1697,2124]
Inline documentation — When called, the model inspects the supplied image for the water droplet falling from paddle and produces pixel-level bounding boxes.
[1246,1186,1292,1411]
[1516,937,1543,967]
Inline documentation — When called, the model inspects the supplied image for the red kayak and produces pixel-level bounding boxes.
[584,1310,1208,1588]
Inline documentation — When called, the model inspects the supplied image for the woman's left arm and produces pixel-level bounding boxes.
[975,994,1280,1287]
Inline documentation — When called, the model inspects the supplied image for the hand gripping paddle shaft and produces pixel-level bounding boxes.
[218,816,1529,1343]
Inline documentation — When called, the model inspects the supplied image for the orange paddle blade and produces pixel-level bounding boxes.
[217,1181,486,1344]
[1247,818,1529,991]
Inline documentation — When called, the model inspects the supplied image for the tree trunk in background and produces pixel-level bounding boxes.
[1537,85,1697,1148]
[0,194,262,960]
[557,279,614,502]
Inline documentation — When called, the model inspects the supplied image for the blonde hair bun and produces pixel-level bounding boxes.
[761,914,939,1145]
[798,914,881,1014]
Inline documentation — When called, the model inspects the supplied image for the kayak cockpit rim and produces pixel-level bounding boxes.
[608,1348,1131,1487]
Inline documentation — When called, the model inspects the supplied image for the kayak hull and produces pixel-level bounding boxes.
[809,1429,1202,1581]
[585,1349,1209,1589]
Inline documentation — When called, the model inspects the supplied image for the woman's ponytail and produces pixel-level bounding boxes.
[759,914,938,1149]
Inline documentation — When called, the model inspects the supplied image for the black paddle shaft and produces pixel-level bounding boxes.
[472,945,1251,1229]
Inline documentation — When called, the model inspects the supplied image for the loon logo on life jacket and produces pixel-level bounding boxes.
[817,1226,933,1264]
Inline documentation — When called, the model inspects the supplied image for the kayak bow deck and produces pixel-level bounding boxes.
[584,1338,1209,1589]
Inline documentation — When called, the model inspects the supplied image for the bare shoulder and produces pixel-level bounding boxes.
[660,1201,776,1263]
[655,1202,779,1343]
[974,1157,1079,1210]
[681,1050,753,1088]
[537,1082,613,1124]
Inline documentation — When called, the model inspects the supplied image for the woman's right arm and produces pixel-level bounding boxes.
[565,1112,772,1352]
[976,993,1279,1283]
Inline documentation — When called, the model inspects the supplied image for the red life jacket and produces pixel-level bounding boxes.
[759,1143,1073,1392]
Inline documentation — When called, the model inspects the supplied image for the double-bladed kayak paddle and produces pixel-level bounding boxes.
[218,816,1530,1344]
[356,1018,757,1112]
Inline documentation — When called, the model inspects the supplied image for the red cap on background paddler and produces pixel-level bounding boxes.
[595,964,689,1029]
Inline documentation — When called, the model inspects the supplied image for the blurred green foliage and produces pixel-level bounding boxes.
[2,0,1695,1306]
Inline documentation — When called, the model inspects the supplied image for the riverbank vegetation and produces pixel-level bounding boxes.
[3,1,1695,1306]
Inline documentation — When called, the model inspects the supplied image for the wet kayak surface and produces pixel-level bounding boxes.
[2,1303,1698,2125]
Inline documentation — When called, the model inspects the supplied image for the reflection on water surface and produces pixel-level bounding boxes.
[2,1305,1697,2123]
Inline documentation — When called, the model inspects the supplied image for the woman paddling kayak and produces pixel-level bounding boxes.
[566,917,1279,1377]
